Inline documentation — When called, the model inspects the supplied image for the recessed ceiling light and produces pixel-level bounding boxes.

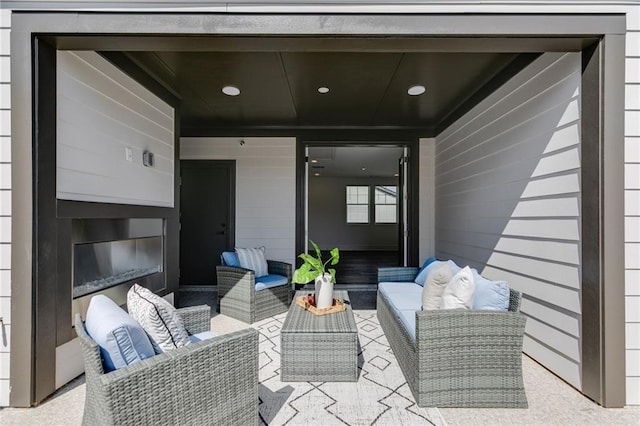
[408,85,426,96]
[314,172,320,176]
[361,167,366,171]
[318,86,330,94]
[394,173,399,177]
[222,85,240,96]
[311,159,318,163]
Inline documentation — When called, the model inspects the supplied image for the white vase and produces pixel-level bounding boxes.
[314,273,334,309]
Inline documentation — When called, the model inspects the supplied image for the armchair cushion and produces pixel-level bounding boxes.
[84,295,155,372]
[255,274,289,291]
[127,284,191,353]
[221,251,240,267]
[236,246,269,277]
[189,331,217,343]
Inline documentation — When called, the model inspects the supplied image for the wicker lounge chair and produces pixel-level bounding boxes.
[217,256,292,324]
[74,305,259,426]
[377,266,528,408]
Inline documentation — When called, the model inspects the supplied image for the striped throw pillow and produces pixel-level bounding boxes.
[127,284,191,354]
[236,246,269,278]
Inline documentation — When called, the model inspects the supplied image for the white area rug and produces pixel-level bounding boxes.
[211,310,445,426]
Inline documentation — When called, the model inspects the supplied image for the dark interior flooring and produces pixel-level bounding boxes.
[330,250,399,285]
[178,250,395,312]
[177,287,378,312]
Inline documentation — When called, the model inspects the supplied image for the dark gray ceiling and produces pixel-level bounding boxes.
[122,50,521,136]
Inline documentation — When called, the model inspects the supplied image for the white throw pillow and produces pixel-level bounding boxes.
[441,266,475,310]
[236,246,269,277]
[127,284,191,353]
[422,264,453,310]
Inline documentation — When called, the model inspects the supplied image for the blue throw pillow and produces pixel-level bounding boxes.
[84,295,156,372]
[414,258,444,286]
[221,251,240,267]
[472,269,510,311]
[420,256,437,271]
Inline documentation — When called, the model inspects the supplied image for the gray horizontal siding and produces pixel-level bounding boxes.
[57,51,175,207]
[435,52,583,389]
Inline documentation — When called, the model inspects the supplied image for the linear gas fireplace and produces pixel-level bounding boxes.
[72,218,165,319]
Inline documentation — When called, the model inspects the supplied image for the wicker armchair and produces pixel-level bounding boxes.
[217,258,292,324]
[377,266,528,408]
[74,305,259,426]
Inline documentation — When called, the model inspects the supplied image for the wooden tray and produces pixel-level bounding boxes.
[295,295,346,316]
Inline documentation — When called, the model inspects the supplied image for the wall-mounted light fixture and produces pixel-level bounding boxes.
[143,150,154,167]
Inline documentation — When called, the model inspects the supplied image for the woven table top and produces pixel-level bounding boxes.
[282,290,357,333]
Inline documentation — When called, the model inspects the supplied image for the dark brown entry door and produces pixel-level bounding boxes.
[180,160,235,285]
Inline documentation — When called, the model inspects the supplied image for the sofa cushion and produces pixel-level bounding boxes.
[255,274,288,291]
[398,309,417,341]
[422,264,453,310]
[472,269,510,311]
[84,294,155,372]
[222,251,240,267]
[385,290,423,312]
[378,282,423,298]
[441,266,475,310]
[236,246,269,277]
[127,284,191,354]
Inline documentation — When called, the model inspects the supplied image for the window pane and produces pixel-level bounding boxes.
[346,186,370,223]
[347,205,369,223]
[376,205,396,223]
[346,186,369,204]
[375,186,397,223]
[346,187,357,203]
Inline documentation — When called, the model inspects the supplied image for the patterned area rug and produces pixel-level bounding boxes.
[249,310,445,426]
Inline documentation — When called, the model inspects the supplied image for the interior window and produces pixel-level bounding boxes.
[375,186,397,223]
[346,186,369,223]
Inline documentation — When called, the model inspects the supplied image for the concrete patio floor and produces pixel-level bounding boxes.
[1,288,638,425]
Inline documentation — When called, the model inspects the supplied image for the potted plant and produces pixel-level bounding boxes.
[292,240,340,309]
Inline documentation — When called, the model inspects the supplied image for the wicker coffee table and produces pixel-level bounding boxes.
[281,290,358,382]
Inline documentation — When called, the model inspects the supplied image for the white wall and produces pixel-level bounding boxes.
[309,176,398,251]
[180,137,296,265]
[0,8,10,407]
[625,22,640,405]
[435,52,583,388]
[57,51,175,207]
[419,138,435,263]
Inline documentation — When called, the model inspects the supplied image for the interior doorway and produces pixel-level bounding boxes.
[304,145,409,285]
[179,160,236,286]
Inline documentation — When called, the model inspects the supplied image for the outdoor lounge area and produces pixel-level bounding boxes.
[1,3,639,425]
[1,287,639,425]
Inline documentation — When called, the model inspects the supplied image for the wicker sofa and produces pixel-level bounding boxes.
[377,266,528,408]
[217,256,292,324]
[75,305,259,426]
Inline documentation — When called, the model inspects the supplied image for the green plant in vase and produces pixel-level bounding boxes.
[292,240,340,309]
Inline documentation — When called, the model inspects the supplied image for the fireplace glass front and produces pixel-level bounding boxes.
[73,236,163,298]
